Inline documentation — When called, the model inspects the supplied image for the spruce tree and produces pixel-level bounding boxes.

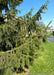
[0,0,50,74]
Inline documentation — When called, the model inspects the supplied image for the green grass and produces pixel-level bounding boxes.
[13,72,25,75]
[28,41,54,75]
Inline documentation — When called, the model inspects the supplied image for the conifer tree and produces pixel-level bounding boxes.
[0,0,50,74]
[0,0,23,24]
[0,0,23,51]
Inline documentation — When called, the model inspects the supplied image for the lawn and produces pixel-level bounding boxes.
[28,40,54,75]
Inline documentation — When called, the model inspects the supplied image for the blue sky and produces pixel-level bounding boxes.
[2,0,54,26]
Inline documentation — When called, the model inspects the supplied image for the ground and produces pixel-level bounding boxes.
[29,40,54,75]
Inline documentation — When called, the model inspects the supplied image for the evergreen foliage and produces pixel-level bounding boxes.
[41,20,52,42]
[0,36,43,74]
[0,0,50,74]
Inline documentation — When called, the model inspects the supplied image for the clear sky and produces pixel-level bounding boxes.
[2,0,54,27]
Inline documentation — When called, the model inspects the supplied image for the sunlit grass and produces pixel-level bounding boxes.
[28,40,54,75]
[13,72,25,75]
